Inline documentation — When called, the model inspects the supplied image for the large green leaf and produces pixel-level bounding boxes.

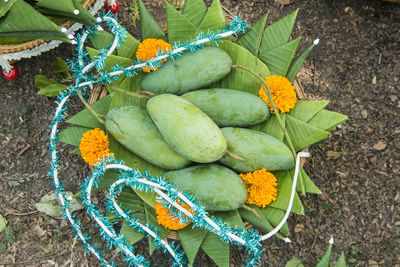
[212,41,271,95]
[35,74,57,89]
[109,74,148,109]
[260,37,302,76]
[165,0,196,43]
[117,187,146,214]
[291,167,321,194]
[0,0,69,42]
[201,232,229,267]
[251,114,286,141]
[36,0,96,27]
[58,125,90,147]
[308,109,348,131]
[178,226,208,266]
[194,0,226,35]
[0,0,17,18]
[237,14,268,56]
[212,209,243,228]
[120,221,145,245]
[288,100,329,122]
[259,206,289,235]
[269,171,304,215]
[238,206,276,235]
[93,169,120,192]
[86,47,134,72]
[138,0,166,40]
[286,42,315,82]
[91,31,140,59]
[285,115,331,151]
[182,0,207,27]
[144,203,169,255]
[66,93,112,129]
[285,257,304,267]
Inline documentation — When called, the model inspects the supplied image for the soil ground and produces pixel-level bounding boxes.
[0,0,399,266]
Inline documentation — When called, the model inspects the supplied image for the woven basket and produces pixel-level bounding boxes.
[87,77,308,241]
[0,0,98,55]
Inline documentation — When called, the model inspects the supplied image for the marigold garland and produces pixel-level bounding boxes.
[239,168,278,208]
[258,75,297,113]
[135,38,172,72]
[79,128,114,165]
[155,201,193,230]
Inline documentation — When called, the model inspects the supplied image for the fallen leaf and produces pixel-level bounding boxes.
[361,109,368,118]
[294,224,305,233]
[327,150,342,160]
[275,0,291,5]
[372,76,377,85]
[373,141,387,151]
[368,260,379,267]
[35,191,83,219]
[0,214,7,233]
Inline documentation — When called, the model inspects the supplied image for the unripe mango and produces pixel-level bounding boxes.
[181,88,270,127]
[163,164,247,211]
[105,106,191,170]
[146,94,227,163]
[140,47,232,95]
[219,127,294,172]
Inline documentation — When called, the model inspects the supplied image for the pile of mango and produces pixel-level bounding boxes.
[105,47,295,212]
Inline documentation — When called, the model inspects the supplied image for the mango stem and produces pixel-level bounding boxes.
[230,64,306,195]
[77,91,105,125]
[241,204,260,219]
[227,150,246,161]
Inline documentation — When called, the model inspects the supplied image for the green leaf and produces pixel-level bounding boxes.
[86,47,134,72]
[237,14,268,55]
[289,100,329,122]
[285,115,331,151]
[269,171,304,215]
[291,167,321,194]
[0,0,17,18]
[334,252,347,267]
[238,206,276,234]
[178,227,208,266]
[285,256,304,267]
[90,31,115,51]
[0,214,7,233]
[93,169,119,192]
[117,187,145,213]
[308,109,348,131]
[35,191,83,219]
[53,57,69,74]
[316,242,333,267]
[212,210,243,228]
[165,0,196,43]
[212,41,271,95]
[109,74,148,109]
[260,37,302,76]
[120,221,145,245]
[287,43,315,82]
[4,226,14,244]
[251,114,286,141]
[90,31,140,59]
[58,126,89,147]
[36,0,96,27]
[201,232,229,267]
[66,93,112,129]
[35,74,57,90]
[117,33,140,59]
[259,206,289,235]
[70,147,81,155]
[0,0,70,42]
[182,0,207,27]
[138,0,166,40]
[194,0,226,36]
[37,83,68,97]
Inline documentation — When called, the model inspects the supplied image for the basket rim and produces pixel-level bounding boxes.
[0,0,98,55]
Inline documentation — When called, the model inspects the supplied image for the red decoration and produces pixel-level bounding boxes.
[2,66,18,80]
[104,1,119,14]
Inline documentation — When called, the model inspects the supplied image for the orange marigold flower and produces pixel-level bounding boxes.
[136,38,172,73]
[79,128,114,165]
[155,201,193,230]
[239,168,278,208]
[258,75,297,113]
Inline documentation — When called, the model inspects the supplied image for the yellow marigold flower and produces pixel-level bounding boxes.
[79,128,114,165]
[239,168,278,208]
[155,201,193,230]
[136,38,172,73]
[258,75,297,113]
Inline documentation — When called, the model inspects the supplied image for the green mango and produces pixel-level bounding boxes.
[140,47,232,95]
[220,127,294,172]
[105,106,191,170]
[146,94,227,163]
[181,88,270,127]
[163,164,247,211]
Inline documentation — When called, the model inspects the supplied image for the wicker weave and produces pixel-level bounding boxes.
[0,0,98,55]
